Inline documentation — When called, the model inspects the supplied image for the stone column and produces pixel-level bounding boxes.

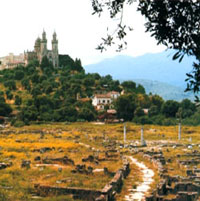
[124,123,126,145]
[178,123,181,140]
[141,127,146,146]
[141,127,144,145]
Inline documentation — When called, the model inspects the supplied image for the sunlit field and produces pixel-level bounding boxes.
[0,122,199,200]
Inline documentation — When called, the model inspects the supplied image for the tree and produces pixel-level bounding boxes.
[91,1,200,96]
[40,56,53,70]
[15,95,22,106]
[78,107,96,121]
[121,81,136,93]
[134,106,145,117]
[0,93,5,103]
[31,86,42,97]
[15,70,24,80]
[4,80,16,90]
[21,78,31,90]
[19,105,38,122]
[114,94,136,121]
[6,90,13,100]
[148,105,159,117]
[59,54,75,68]
[179,99,196,118]
[31,73,40,84]
[161,100,180,118]
[0,102,12,117]
[136,94,151,108]
[150,94,164,111]
[57,106,78,122]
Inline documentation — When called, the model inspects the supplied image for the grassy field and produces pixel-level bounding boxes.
[0,122,199,200]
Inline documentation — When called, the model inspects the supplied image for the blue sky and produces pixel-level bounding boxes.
[0,0,165,65]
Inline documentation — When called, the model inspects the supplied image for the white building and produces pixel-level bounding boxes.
[92,91,120,110]
[0,53,25,70]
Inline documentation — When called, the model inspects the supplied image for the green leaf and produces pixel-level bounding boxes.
[172,51,181,60]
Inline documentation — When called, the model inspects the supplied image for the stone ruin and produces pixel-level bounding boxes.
[0,162,12,170]
[42,156,74,165]
[71,164,93,175]
[82,155,99,164]
[21,160,31,169]
[143,150,200,201]
[32,147,54,154]
[34,162,130,201]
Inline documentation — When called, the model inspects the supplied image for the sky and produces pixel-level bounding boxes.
[0,0,166,65]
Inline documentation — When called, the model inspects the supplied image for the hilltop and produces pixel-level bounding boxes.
[0,55,145,125]
[0,54,199,127]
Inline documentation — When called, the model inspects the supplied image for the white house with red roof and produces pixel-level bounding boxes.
[92,91,120,110]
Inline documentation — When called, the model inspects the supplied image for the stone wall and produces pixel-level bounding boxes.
[143,150,200,201]
[34,162,130,201]
[34,184,102,200]
[95,162,130,201]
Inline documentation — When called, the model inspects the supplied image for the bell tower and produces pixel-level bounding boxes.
[40,30,48,60]
[34,37,41,61]
[52,31,59,67]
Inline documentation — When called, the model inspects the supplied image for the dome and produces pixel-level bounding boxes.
[35,37,41,46]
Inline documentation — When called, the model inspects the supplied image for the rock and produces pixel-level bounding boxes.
[40,147,52,154]
[82,155,95,162]
[0,162,12,170]
[34,156,41,161]
[88,166,93,174]
[21,160,31,169]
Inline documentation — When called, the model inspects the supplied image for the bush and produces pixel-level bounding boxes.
[13,120,25,127]
[151,115,165,125]
[4,80,16,90]
[162,118,177,126]
[15,95,22,105]
[0,102,12,116]
[133,116,153,125]
[78,107,96,121]
[0,117,5,124]
[182,112,200,126]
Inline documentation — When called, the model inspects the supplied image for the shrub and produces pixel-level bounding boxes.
[133,116,153,125]
[13,120,25,127]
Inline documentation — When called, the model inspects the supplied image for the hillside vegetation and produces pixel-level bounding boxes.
[84,50,196,100]
[0,55,199,126]
[132,79,194,101]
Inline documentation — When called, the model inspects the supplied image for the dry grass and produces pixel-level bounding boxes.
[0,122,200,200]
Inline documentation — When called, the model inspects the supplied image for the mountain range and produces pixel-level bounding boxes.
[84,50,196,101]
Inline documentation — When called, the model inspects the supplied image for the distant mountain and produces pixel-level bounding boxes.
[84,50,196,100]
[132,79,194,101]
[84,50,196,89]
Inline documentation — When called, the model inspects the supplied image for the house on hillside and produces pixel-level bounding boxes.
[92,91,120,110]
[0,53,25,70]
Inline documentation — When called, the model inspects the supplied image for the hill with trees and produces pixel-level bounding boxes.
[85,50,196,89]
[84,50,198,101]
[0,55,199,126]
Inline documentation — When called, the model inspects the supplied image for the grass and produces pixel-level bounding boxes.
[0,122,200,200]
[0,123,124,200]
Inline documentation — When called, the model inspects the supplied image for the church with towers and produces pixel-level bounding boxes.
[25,30,59,67]
[0,30,59,70]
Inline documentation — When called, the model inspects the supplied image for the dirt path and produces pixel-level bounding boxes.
[124,156,154,201]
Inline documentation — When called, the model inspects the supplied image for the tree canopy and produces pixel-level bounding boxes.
[91,0,200,97]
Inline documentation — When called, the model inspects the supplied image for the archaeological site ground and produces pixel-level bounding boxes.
[0,123,200,201]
